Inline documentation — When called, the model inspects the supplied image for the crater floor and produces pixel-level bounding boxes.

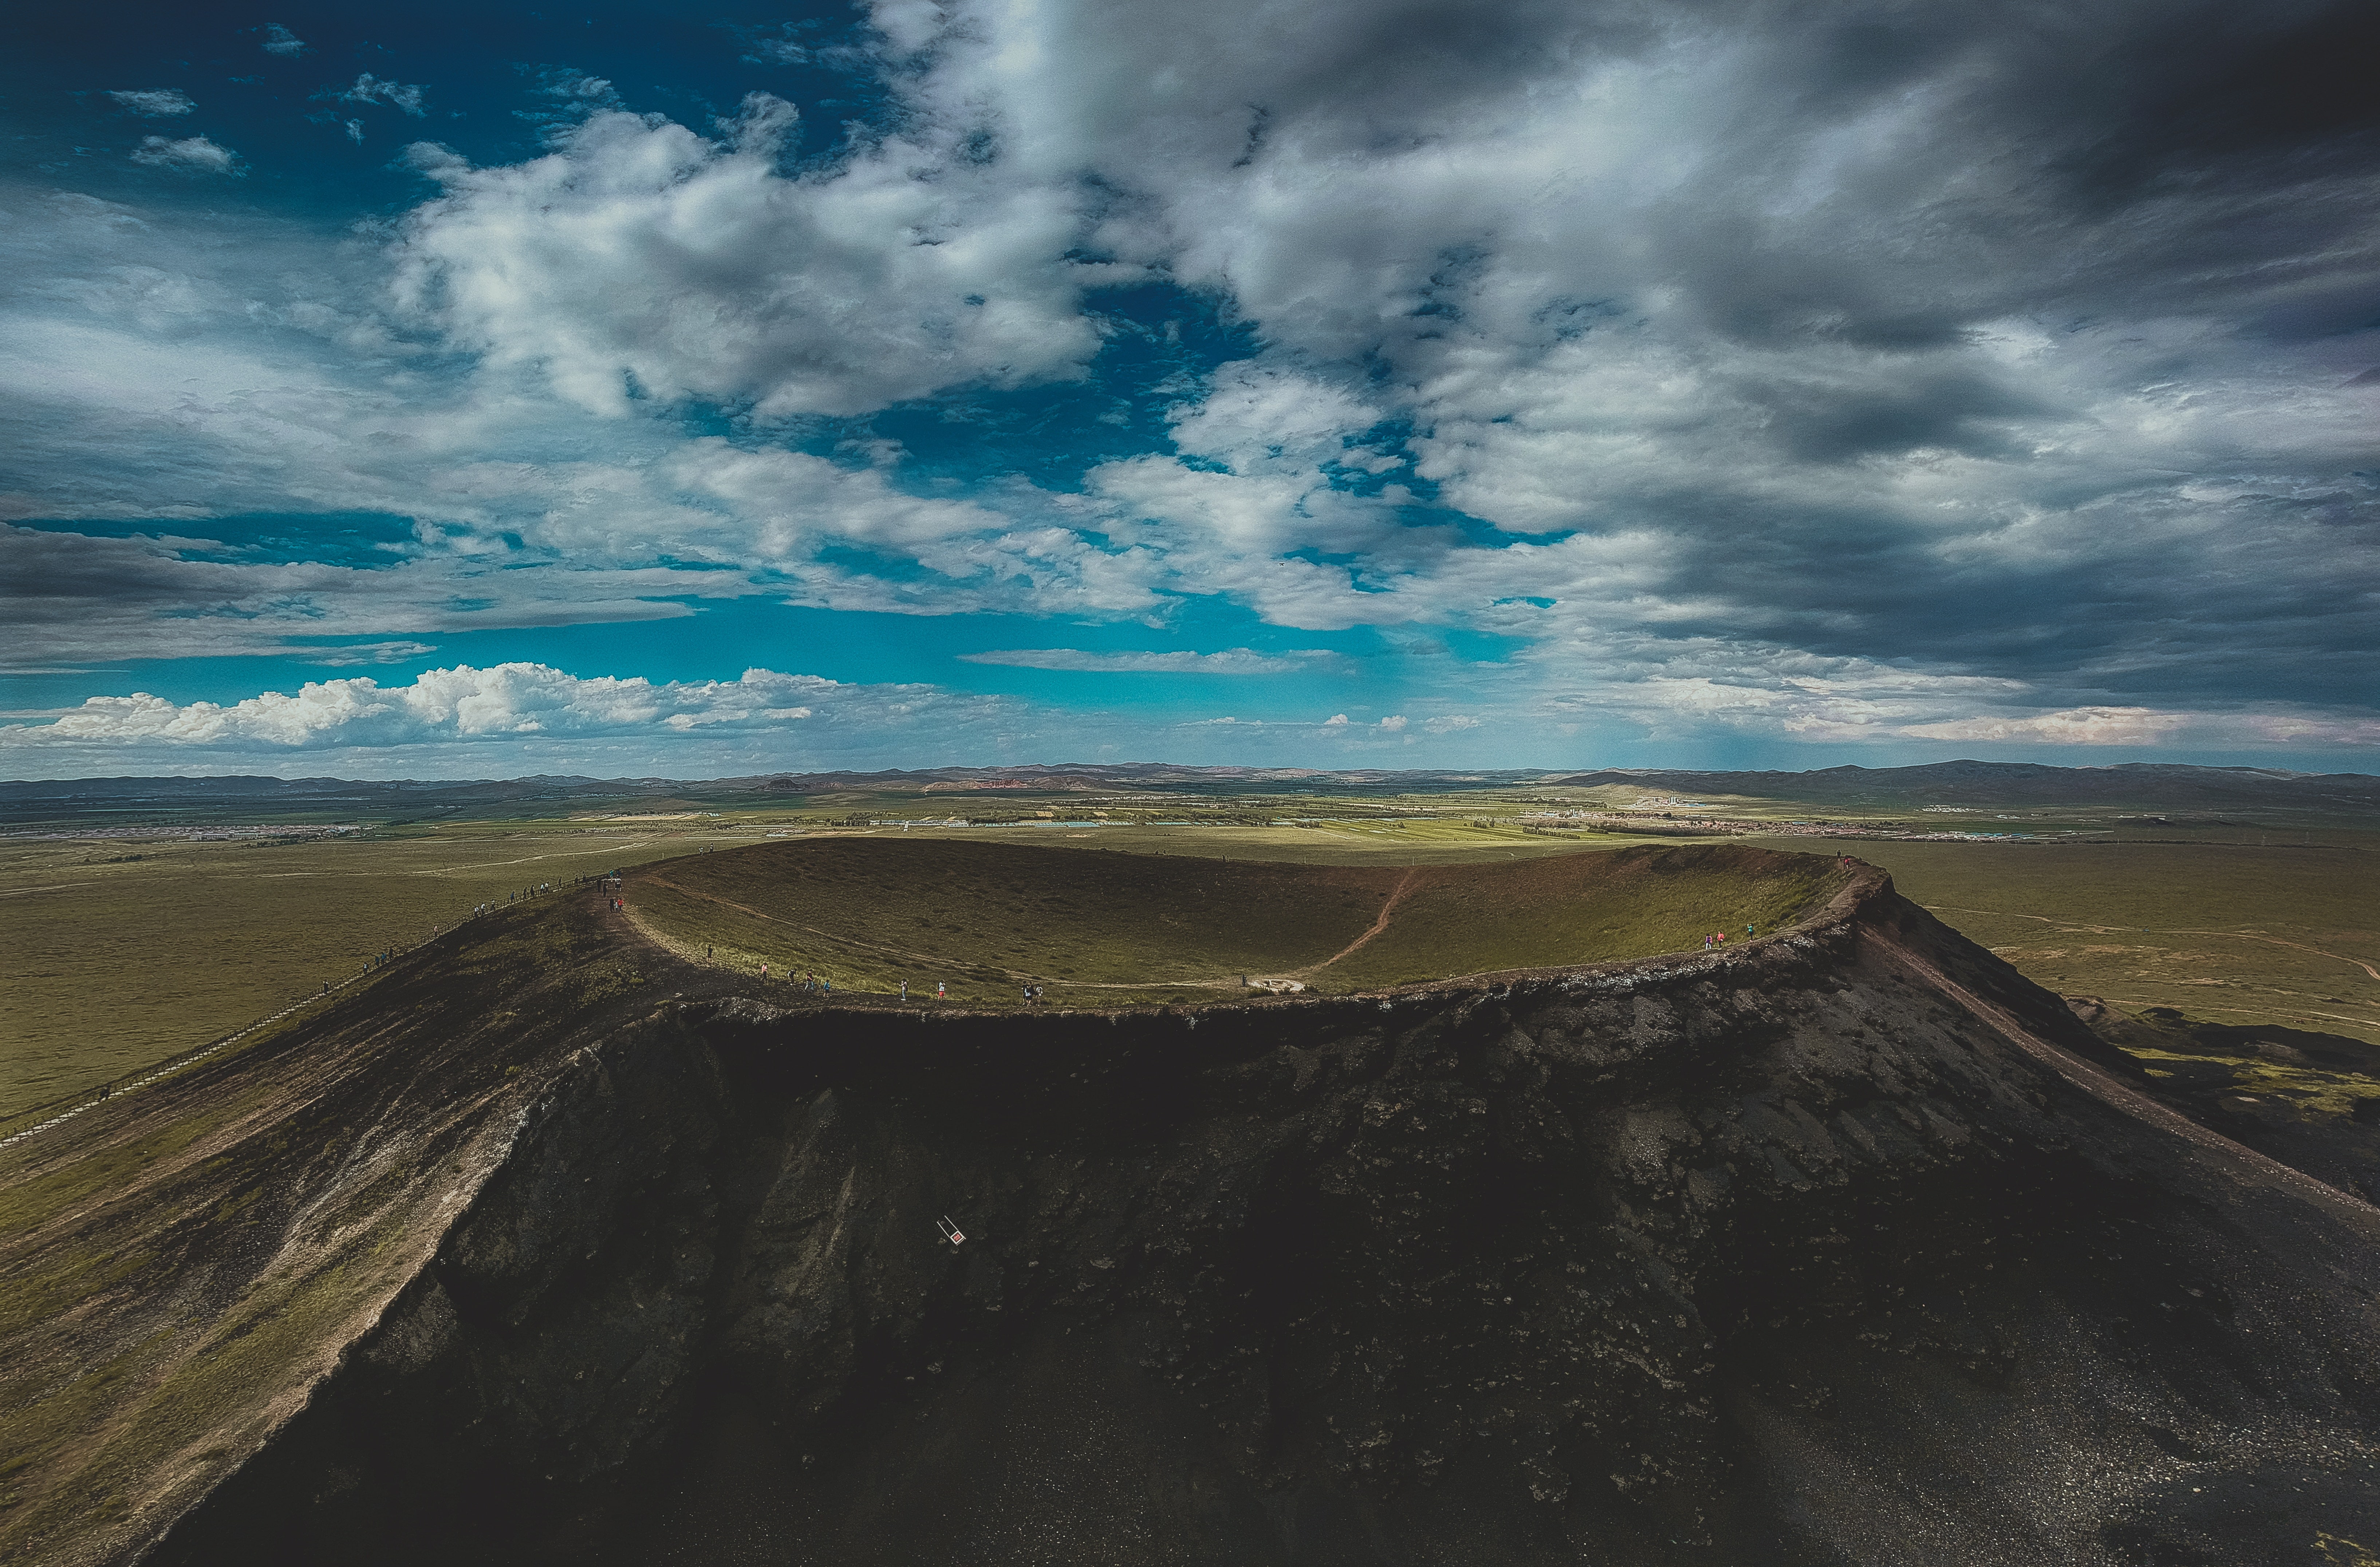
[627,838,1842,1002]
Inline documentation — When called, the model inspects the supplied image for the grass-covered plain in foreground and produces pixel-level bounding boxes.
[0,886,687,1566]
[0,823,754,1120]
[1758,835,2380,1047]
[628,838,1841,1004]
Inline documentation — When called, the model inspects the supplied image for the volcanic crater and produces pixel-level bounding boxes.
[3,842,2375,1566]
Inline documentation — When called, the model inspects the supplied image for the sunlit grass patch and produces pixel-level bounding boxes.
[0,824,758,1117]
[2119,1045,2380,1117]
[1778,837,2380,1047]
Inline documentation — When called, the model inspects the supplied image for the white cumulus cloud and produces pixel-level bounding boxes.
[0,663,1016,757]
[390,95,1117,418]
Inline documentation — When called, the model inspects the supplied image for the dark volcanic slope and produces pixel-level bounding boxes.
[4,850,2377,1567]
[2066,997,2380,1206]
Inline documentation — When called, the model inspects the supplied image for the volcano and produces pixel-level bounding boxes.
[2,843,2373,1566]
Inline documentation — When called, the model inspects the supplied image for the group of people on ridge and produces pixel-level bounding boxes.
[1703,923,1757,951]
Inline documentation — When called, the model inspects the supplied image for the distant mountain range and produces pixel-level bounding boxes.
[2,759,2373,827]
[1543,760,2380,809]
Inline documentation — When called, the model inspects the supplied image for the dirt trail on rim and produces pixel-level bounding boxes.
[1294,866,1419,976]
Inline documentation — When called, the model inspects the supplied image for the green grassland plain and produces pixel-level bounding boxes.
[1766,837,2380,1049]
[4,779,2373,1122]
[0,820,768,1119]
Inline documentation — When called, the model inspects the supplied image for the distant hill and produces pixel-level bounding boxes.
[1543,760,2380,810]
[0,766,1553,825]
[3,759,2373,828]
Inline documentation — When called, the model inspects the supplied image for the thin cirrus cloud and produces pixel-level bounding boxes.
[957,648,1334,674]
[333,74,427,116]
[0,0,2373,774]
[106,89,194,117]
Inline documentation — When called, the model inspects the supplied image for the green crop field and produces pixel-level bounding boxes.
[1755,835,2380,1047]
[627,837,1840,1003]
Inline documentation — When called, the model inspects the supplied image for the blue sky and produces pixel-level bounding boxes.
[3,0,2375,778]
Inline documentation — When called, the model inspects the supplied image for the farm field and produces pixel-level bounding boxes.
[1755,834,2380,1047]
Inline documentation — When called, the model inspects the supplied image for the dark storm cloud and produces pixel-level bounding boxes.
[1593,1,2380,363]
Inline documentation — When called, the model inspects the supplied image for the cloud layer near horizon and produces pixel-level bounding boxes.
[3,664,1024,773]
[2,0,2375,772]
[8,662,2370,779]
